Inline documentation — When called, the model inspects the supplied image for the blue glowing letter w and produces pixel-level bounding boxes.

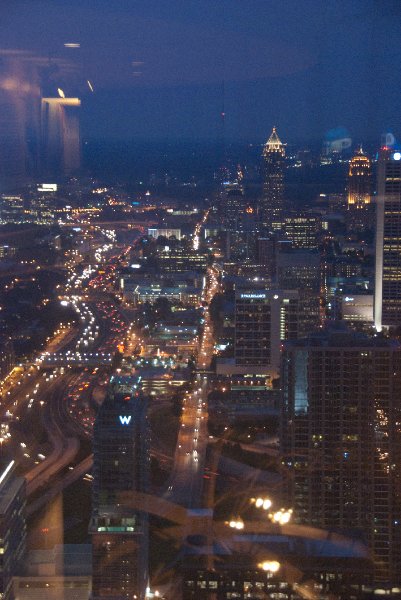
[119,415,132,426]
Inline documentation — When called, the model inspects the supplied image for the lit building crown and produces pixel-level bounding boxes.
[347,146,371,207]
[263,126,285,157]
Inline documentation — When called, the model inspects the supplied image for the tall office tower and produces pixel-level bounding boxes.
[281,326,401,585]
[234,289,299,382]
[90,375,149,600]
[348,147,371,208]
[276,247,321,337]
[257,236,277,278]
[260,127,286,232]
[283,214,320,250]
[221,181,244,232]
[41,97,81,177]
[347,147,373,232]
[374,148,401,330]
[0,461,26,600]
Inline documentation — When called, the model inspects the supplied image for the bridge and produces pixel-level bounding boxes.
[39,351,114,368]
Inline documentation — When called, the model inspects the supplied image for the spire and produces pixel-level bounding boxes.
[263,126,285,156]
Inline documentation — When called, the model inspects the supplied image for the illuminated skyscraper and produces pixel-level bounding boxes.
[41,97,81,177]
[281,326,401,585]
[260,127,285,232]
[374,148,401,330]
[234,289,299,381]
[90,375,149,600]
[347,147,371,208]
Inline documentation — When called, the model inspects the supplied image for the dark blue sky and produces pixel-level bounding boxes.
[1,0,401,144]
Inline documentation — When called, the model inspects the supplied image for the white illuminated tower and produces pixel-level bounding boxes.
[374,148,401,330]
[260,127,286,232]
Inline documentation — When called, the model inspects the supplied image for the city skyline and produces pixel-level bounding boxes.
[2,3,401,599]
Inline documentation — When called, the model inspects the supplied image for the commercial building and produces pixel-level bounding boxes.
[340,292,373,323]
[0,461,26,600]
[281,326,401,584]
[147,228,181,240]
[234,289,299,381]
[156,247,209,273]
[181,530,371,599]
[90,375,149,600]
[276,247,321,337]
[260,127,286,232]
[0,195,25,223]
[283,214,320,249]
[374,148,401,330]
[348,147,371,208]
[221,181,245,232]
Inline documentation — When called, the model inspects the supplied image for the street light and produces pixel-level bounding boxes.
[269,508,293,525]
[228,518,244,530]
[258,560,280,573]
[252,497,272,510]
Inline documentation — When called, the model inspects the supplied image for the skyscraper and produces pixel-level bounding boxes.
[234,289,299,381]
[347,147,371,208]
[276,246,321,337]
[221,181,244,232]
[374,148,401,330]
[90,375,149,600]
[41,97,81,177]
[260,127,285,232]
[347,147,373,232]
[281,326,401,584]
[283,214,320,250]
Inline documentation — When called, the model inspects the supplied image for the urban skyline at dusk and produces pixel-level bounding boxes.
[1,2,401,600]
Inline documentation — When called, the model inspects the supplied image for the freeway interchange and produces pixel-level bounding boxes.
[0,216,220,528]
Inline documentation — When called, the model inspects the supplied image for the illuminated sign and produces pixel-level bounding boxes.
[393,152,401,161]
[344,297,354,302]
[119,415,132,426]
[38,183,58,192]
[240,293,266,299]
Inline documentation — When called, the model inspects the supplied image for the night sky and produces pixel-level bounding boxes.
[1,0,401,144]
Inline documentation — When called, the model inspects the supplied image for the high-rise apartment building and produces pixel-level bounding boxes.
[90,375,149,600]
[374,148,401,330]
[0,460,26,600]
[281,326,401,585]
[260,127,286,232]
[235,289,299,381]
